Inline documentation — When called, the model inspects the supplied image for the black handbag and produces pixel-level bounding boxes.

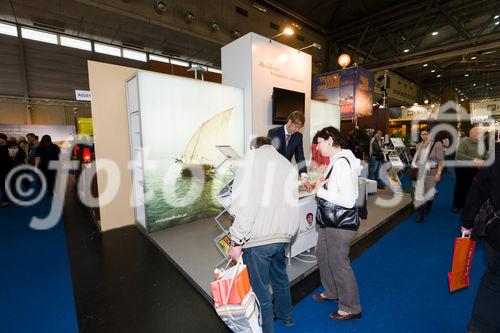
[316,157,360,231]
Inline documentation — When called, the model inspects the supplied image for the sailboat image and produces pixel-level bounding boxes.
[177,107,234,179]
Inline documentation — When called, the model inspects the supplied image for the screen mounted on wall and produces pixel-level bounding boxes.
[272,87,305,125]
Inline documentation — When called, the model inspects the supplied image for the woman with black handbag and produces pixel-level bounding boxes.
[411,127,444,223]
[311,127,363,321]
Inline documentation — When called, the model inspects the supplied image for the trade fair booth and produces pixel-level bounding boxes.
[87,32,411,300]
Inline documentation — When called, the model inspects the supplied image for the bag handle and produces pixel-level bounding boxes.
[323,156,351,190]
[223,256,243,306]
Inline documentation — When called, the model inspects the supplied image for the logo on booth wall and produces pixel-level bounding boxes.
[306,213,314,227]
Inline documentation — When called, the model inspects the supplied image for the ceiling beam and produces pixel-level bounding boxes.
[363,31,500,68]
[367,40,500,71]
[331,0,495,43]
[434,1,471,39]
[75,0,227,46]
[329,0,424,35]
[253,0,328,34]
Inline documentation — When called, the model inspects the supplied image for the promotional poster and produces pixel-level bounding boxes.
[130,71,245,232]
[313,67,374,118]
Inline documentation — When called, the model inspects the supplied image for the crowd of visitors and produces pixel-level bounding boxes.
[0,132,60,207]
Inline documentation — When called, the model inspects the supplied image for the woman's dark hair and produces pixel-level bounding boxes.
[315,126,343,148]
[419,127,430,135]
[39,135,53,147]
[312,132,319,145]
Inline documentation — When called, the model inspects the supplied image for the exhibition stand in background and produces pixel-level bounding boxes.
[87,33,412,301]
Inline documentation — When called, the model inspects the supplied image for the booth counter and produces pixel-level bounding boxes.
[288,192,317,259]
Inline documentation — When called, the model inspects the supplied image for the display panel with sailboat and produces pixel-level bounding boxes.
[127,71,244,232]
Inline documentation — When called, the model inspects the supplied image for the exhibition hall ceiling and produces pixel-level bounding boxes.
[259,0,500,100]
[1,0,499,99]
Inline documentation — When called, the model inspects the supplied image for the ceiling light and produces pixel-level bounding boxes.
[209,20,220,32]
[403,49,410,53]
[283,27,294,36]
[464,74,469,77]
[298,43,321,52]
[473,83,476,86]
[496,21,500,25]
[495,15,499,19]
[431,31,439,36]
[431,69,436,72]
[231,30,241,39]
[483,50,496,55]
[461,98,464,101]
[422,63,428,67]
[154,0,167,13]
[471,56,477,60]
[271,27,294,40]
[424,99,429,104]
[184,12,194,24]
[436,74,441,77]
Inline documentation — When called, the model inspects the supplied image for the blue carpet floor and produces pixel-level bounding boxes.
[0,198,78,333]
[277,173,486,333]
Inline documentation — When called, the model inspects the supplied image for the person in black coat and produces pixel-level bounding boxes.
[35,135,61,196]
[461,142,500,333]
[267,111,310,189]
[0,133,14,207]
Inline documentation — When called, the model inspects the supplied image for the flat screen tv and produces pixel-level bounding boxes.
[272,87,305,125]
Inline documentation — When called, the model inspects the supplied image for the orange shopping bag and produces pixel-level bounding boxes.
[448,233,476,292]
[211,257,262,332]
[211,257,251,308]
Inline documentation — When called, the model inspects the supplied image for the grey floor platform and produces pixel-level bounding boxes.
[149,190,412,300]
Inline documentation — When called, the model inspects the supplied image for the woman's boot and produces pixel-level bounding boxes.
[425,200,434,214]
[415,206,425,223]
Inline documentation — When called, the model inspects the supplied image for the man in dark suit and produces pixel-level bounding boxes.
[267,111,311,190]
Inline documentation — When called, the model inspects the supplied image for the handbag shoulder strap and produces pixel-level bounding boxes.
[426,141,436,161]
[323,156,351,190]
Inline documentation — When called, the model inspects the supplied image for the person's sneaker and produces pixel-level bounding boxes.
[282,319,294,327]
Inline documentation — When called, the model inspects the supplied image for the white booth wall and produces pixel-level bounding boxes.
[222,32,312,158]
[310,100,341,138]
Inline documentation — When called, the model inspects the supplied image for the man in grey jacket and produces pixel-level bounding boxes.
[228,136,299,333]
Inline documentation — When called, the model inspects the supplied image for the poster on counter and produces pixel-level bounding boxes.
[313,67,374,118]
[131,71,244,232]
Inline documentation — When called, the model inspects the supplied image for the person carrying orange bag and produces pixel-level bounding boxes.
[448,232,476,292]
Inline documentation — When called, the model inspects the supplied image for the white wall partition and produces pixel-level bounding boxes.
[222,32,312,157]
[310,100,341,138]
